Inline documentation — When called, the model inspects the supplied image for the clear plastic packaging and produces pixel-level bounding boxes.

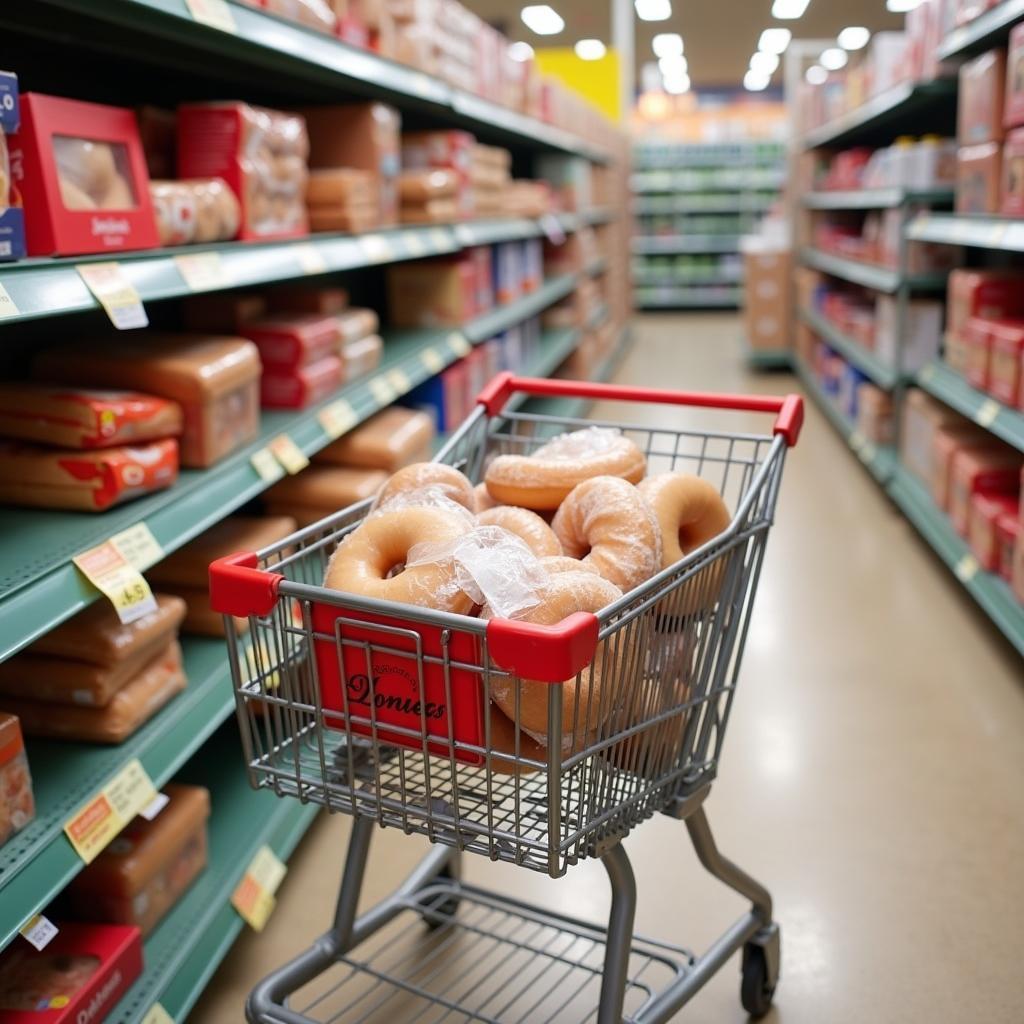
[53,135,138,210]
[372,484,476,525]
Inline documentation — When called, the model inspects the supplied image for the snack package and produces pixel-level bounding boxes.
[386,257,477,327]
[260,355,344,409]
[0,384,182,449]
[268,285,348,315]
[947,269,1024,341]
[964,316,993,389]
[263,0,338,32]
[67,784,210,935]
[240,314,342,370]
[0,438,178,511]
[149,177,240,246]
[988,319,1024,405]
[998,512,1021,581]
[33,335,261,468]
[0,713,34,848]
[313,406,434,470]
[342,333,383,379]
[1000,127,1024,215]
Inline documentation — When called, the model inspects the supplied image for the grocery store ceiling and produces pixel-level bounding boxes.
[464,0,904,89]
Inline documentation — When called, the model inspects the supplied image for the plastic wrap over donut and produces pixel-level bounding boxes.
[370,484,476,525]
[533,426,630,462]
[407,525,549,619]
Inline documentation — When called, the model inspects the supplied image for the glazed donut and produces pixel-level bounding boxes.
[476,506,562,558]
[485,704,545,775]
[483,570,622,749]
[552,476,662,593]
[539,555,600,575]
[473,481,499,513]
[485,426,646,511]
[324,506,474,614]
[376,462,476,513]
[637,473,731,569]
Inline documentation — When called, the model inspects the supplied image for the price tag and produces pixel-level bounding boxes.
[448,332,471,357]
[430,228,450,249]
[269,434,309,475]
[422,347,444,373]
[318,399,357,440]
[174,251,229,292]
[250,447,284,483]
[232,845,287,932]
[0,282,19,320]
[184,0,237,32]
[294,243,327,275]
[849,430,865,453]
[955,553,979,583]
[64,759,158,863]
[108,522,164,572]
[410,72,434,98]
[361,234,392,263]
[919,363,936,383]
[76,262,148,330]
[140,791,170,821]
[369,376,397,404]
[404,232,426,257]
[141,1005,176,1024]
[987,223,1008,247]
[387,367,410,394]
[20,915,59,951]
[976,398,1001,428]
[73,539,157,625]
[539,212,566,245]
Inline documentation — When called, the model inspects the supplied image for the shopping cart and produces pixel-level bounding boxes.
[210,373,803,1024]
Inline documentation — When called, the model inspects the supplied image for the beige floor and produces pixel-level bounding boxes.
[191,313,1024,1023]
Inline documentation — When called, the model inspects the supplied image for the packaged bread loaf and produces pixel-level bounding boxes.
[305,167,376,207]
[67,783,210,935]
[398,168,458,203]
[268,285,348,315]
[399,197,459,223]
[0,438,179,511]
[0,713,34,848]
[260,355,344,409]
[342,333,383,379]
[0,384,182,449]
[33,335,261,467]
[240,314,342,370]
[313,407,434,470]
[265,465,387,519]
[308,205,379,234]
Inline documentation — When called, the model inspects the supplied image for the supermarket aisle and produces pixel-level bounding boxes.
[192,314,1024,1024]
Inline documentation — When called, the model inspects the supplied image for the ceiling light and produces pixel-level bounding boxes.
[664,73,691,94]
[652,32,683,57]
[805,64,827,85]
[758,28,792,54]
[770,0,810,18]
[820,46,848,70]
[750,51,780,75]
[837,26,870,50]
[744,69,770,91]
[520,4,564,35]
[635,0,671,22]
[658,54,688,76]
[886,0,922,9]
[508,41,535,61]
[574,38,606,59]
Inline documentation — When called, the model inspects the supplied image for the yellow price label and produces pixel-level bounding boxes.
[422,347,444,373]
[76,262,148,330]
[250,447,284,482]
[369,376,397,404]
[64,759,158,863]
[20,914,58,951]
[0,282,19,320]
[849,431,865,453]
[294,243,327,275]
[184,0,237,32]
[232,845,287,932]
[976,398,1001,428]
[73,539,157,624]
[105,523,164,573]
[448,332,470,357]
[955,553,979,583]
[141,1004,175,1024]
[430,228,451,249]
[269,434,309,475]
[361,234,392,263]
[173,251,229,292]
[317,399,357,440]
[387,367,410,394]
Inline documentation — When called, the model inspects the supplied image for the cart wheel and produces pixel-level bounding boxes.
[420,861,461,930]
[740,940,776,1017]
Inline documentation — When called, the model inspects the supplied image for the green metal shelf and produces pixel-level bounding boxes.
[0,271,579,663]
[794,357,897,485]
[746,349,793,371]
[906,212,1024,251]
[803,188,954,210]
[938,0,1024,60]
[630,174,786,195]
[635,289,742,308]
[632,272,743,287]
[799,306,902,389]
[107,738,320,1024]
[888,466,1024,657]
[917,361,1024,454]
[800,247,948,294]
[633,235,744,255]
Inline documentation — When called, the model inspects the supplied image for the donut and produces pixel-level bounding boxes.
[483,570,621,749]
[538,555,600,575]
[484,426,646,511]
[476,506,561,558]
[552,476,662,593]
[376,462,475,512]
[100,173,135,209]
[485,704,545,775]
[324,506,474,614]
[58,177,97,210]
[473,481,499,513]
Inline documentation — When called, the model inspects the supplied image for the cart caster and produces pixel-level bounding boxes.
[740,923,780,1018]
[418,859,461,930]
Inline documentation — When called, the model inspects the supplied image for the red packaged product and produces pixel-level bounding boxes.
[947,269,1024,341]
[987,319,1024,405]
[267,285,348,315]
[958,49,1006,145]
[997,511,1021,581]
[0,713,34,848]
[240,314,342,370]
[969,491,1020,570]
[260,354,344,409]
[950,446,1023,535]
[1005,23,1024,129]
[931,425,992,511]
[0,923,142,1023]
[963,316,993,390]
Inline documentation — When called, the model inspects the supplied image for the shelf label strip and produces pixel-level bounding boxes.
[174,251,230,292]
[184,0,237,32]
[269,434,309,474]
[293,242,328,275]
[72,531,159,625]
[0,282,19,319]
[318,399,357,440]
[251,446,285,483]
[76,262,148,330]
[232,845,287,932]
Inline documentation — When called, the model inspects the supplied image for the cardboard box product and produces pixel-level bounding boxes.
[386,257,476,327]
[1000,127,1024,214]
[469,246,493,312]
[1006,23,1024,129]
[341,333,383,379]
[0,713,33,848]
[856,382,895,445]
[0,70,25,261]
[875,296,943,371]
[947,269,1024,341]
[956,142,1002,214]
[998,512,1021,581]
[260,354,344,409]
[987,319,1024,405]
[950,446,1023,535]
[969,491,1020,570]
[900,388,970,484]
[402,363,469,432]
[964,316,993,389]
[931,424,994,510]
[493,242,523,304]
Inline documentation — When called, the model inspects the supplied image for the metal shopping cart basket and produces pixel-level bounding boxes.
[210,373,803,1024]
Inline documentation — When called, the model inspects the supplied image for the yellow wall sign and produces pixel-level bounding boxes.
[534,48,621,122]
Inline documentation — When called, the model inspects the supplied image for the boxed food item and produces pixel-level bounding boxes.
[0,713,33,848]
[11,93,159,257]
[67,783,210,935]
[177,102,309,242]
[956,142,1002,213]
[183,291,266,334]
[1000,127,1024,214]
[931,425,996,509]
[875,296,942,372]
[1006,23,1024,129]
[969,491,1020,570]
[958,49,1006,145]
[987,319,1024,405]
[264,465,387,525]
[0,70,25,262]
[314,406,434,470]
[998,512,1021,581]
[0,923,142,1023]
[240,314,342,370]
[306,167,379,233]
[0,438,178,512]
[0,385,182,449]
[308,203,378,234]
[268,285,348,316]
[137,105,176,180]
[342,333,383,379]
[964,316,993,389]
[743,248,792,353]
[33,335,262,468]
[400,131,474,218]
[260,354,344,409]
[900,388,969,484]
[950,446,1023,535]
[947,269,1024,341]
[386,257,476,326]
[335,308,379,343]
[149,177,240,246]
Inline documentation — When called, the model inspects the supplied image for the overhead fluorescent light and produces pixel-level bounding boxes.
[664,73,690,94]
[744,69,770,91]
[521,4,564,35]
[658,54,688,76]
[758,28,792,54]
[805,64,827,85]
[508,41,535,61]
[652,32,684,58]
[770,0,810,18]
[574,38,606,60]
[837,26,870,50]
[750,51,779,75]
[820,46,848,70]
[886,0,922,9]
[635,0,671,22]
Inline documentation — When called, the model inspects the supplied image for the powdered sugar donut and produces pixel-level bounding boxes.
[539,555,600,575]
[552,476,662,593]
[376,462,475,512]
[486,704,546,775]
[473,481,499,512]
[476,506,561,557]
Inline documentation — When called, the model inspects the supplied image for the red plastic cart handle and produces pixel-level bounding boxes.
[476,372,804,447]
[209,551,283,617]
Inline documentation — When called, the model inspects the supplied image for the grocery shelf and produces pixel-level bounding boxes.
[0,272,579,663]
[800,79,958,150]
[635,289,742,309]
[800,247,949,293]
[917,361,1024,454]
[889,466,1024,657]
[746,349,793,371]
[632,272,743,287]
[17,0,608,162]
[630,175,786,195]
[794,356,897,484]
[634,199,774,215]
[107,740,320,1024]
[586,255,609,277]
[633,235,743,254]
[803,188,955,210]
[937,0,1024,60]
[906,212,1024,251]
[799,306,902,389]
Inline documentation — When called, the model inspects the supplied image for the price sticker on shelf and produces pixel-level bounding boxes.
[403,232,426,258]
[422,347,444,373]
[361,234,392,263]
[108,522,164,572]
[0,283,19,320]
[955,553,979,583]
[448,332,470,357]
[185,0,237,32]
[141,1004,176,1024]
[387,367,410,394]
[174,251,229,292]
[76,262,148,330]
[250,446,284,483]
[269,434,309,475]
[232,845,287,932]
[987,223,1008,246]
[318,398,357,440]
[73,538,157,624]
[410,72,434,98]
[849,430,865,453]
[293,242,327,275]
[369,376,397,405]
[140,791,170,821]
[975,398,1000,428]
[20,915,59,951]
[430,228,450,250]
[64,759,158,864]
